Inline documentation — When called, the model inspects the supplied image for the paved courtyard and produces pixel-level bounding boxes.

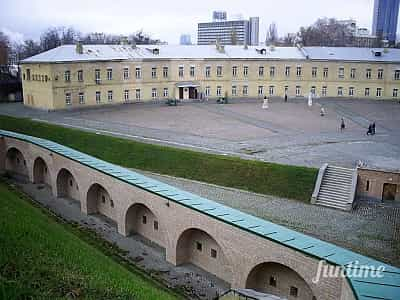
[1,98,400,169]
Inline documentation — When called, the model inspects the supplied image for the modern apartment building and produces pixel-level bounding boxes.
[20,43,400,110]
[372,0,400,45]
[198,13,259,45]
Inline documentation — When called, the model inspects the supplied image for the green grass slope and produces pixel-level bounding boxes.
[0,115,317,201]
[0,181,181,300]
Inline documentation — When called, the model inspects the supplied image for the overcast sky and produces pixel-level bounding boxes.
[1,0,399,44]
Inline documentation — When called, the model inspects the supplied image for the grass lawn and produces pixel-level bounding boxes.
[0,115,317,201]
[0,180,182,300]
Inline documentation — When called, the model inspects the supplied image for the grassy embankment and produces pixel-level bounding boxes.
[0,180,183,299]
[0,115,317,201]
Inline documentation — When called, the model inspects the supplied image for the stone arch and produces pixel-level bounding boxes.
[175,227,233,284]
[56,168,80,202]
[245,262,315,300]
[33,157,51,187]
[5,147,29,180]
[125,203,165,247]
[86,183,115,222]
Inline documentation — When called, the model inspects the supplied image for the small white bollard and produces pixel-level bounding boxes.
[262,98,269,109]
[308,93,313,107]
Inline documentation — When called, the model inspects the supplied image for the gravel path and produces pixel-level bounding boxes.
[137,170,400,267]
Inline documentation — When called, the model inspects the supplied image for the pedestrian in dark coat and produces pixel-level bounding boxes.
[340,118,345,132]
[367,124,372,135]
[372,122,376,135]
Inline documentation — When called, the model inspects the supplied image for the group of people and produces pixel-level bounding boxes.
[367,122,376,135]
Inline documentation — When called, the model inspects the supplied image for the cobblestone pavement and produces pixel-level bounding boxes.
[1,98,400,169]
[137,170,400,267]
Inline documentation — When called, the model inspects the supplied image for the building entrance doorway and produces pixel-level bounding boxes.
[176,82,200,100]
[382,183,397,201]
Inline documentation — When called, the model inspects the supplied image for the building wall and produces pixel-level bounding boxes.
[21,57,400,110]
[357,168,400,202]
[0,135,358,300]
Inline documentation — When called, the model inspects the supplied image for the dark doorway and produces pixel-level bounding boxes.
[382,183,397,201]
[189,87,197,99]
[179,87,183,99]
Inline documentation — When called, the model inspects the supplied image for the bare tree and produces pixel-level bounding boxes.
[298,18,354,47]
[265,22,278,45]
[40,27,61,51]
[282,33,296,46]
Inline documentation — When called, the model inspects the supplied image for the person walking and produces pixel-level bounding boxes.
[284,93,288,102]
[340,118,345,132]
[367,124,372,135]
[372,122,376,135]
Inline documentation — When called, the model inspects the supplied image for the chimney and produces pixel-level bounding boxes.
[76,41,83,54]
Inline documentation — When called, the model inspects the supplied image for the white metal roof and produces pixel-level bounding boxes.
[21,44,400,64]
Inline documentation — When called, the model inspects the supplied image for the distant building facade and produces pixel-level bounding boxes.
[198,13,259,45]
[20,44,400,110]
[372,0,400,45]
[179,34,192,45]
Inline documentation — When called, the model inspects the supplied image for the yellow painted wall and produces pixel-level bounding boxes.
[21,59,400,110]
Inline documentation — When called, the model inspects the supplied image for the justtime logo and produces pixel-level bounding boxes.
[312,260,385,283]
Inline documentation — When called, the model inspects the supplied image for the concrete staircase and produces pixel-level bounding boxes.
[311,164,357,211]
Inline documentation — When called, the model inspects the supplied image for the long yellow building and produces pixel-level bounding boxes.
[21,43,400,110]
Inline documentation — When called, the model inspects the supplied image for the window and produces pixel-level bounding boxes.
[153,220,158,230]
[205,66,211,78]
[350,68,356,79]
[107,68,112,80]
[270,66,275,77]
[312,67,317,78]
[142,215,147,224]
[95,91,101,103]
[366,68,371,79]
[285,66,290,77]
[243,85,248,96]
[26,68,31,80]
[232,85,237,96]
[107,90,113,102]
[152,88,157,99]
[296,66,302,77]
[290,286,298,297]
[65,93,71,105]
[269,276,277,287]
[216,86,222,97]
[78,92,85,104]
[135,67,141,79]
[258,66,264,77]
[258,86,264,96]
[393,88,398,98]
[217,66,223,77]
[196,242,202,251]
[95,69,100,83]
[349,87,354,96]
[395,70,400,80]
[366,180,370,191]
[163,66,168,78]
[123,67,129,80]
[323,67,328,78]
[232,66,237,77]
[124,89,129,101]
[377,69,383,79]
[210,248,217,258]
[77,70,83,82]
[64,70,71,82]
[376,88,382,97]
[311,86,316,96]
[178,66,184,77]
[135,89,141,100]
[151,67,157,79]
[337,87,343,96]
[284,86,289,96]
[269,85,274,96]
[322,86,327,97]
[163,88,169,97]
[243,65,248,77]
[365,88,370,96]
[296,86,301,96]
[190,66,195,77]
[205,86,210,97]
[338,67,345,78]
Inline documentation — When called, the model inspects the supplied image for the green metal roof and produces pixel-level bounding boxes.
[1,129,399,299]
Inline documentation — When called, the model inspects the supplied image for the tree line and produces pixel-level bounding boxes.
[0,27,163,63]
